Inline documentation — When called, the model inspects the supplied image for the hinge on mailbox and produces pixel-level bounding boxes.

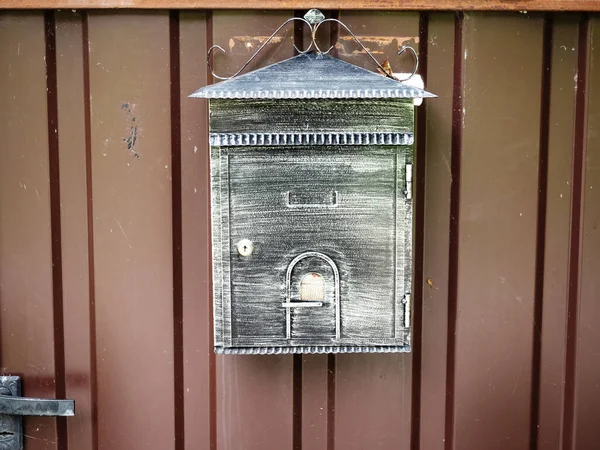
[403,293,411,328]
[405,164,413,200]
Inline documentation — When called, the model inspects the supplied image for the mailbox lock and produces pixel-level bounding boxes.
[237,239,254,256]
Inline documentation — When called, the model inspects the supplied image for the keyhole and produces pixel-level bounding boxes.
[237,239,254,256]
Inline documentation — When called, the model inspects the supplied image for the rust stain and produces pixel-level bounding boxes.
[336,35,419,58]
[336,44,385,55]
[231,35,285,51]
[339,36,419,46]
[338,35,419,47]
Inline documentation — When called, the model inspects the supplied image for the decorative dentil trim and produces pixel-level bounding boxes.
[210,131,414,147]
[215,345,411,354]
[198,88,430,99]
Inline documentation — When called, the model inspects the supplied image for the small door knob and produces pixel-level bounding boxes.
[237,239,254,257]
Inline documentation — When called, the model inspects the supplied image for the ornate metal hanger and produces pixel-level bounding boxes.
[207,9,419,82]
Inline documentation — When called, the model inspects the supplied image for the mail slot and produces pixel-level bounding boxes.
[191,12,435,354]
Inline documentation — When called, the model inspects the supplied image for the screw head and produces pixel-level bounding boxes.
[237,239,254,257]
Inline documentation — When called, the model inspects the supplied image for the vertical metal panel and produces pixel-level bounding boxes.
[300,355,328,450]
[3,9,600,450]
[332,12,419,450]
[334,356,412,449]
[419,12,455,450]
[573,16,600,450]
[561,14,589,450]
[0,12,61,450]
[178,10,213,450]
[537,14,579,450]
[212,11,295,450]
[87,12,175,450]
[54,10,96,450]
[216,356,293,449]
[170,12,185,450]
[453,12,543,450]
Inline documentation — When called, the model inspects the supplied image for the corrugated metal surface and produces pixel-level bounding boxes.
[0,10,598,450]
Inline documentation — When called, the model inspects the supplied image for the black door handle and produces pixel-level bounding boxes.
[0,376,75,450]
[0,394,74,416]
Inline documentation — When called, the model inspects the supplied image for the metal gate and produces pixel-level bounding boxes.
[0,9,598,450]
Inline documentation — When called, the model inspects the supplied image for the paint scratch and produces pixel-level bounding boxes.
[122,103,140,158]
[116,219,133,249]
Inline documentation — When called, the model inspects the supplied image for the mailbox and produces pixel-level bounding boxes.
[191,12,435,354]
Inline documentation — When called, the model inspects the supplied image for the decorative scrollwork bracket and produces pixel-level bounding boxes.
[207,9,419,82]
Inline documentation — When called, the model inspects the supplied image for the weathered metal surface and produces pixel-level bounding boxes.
[87,12,176,450]
[193,52,434,99]
[209,98,415,133]
[537,14,579,450]
[453,13,544,450]
[0,12,62,450]
[179,10,213,450]
[209,131,414,146]
[572,16,600,450]
[0,377,21,450]
[0,377,74,417]
[1,9,600,450]
[54,10,96,450]
[0,396,73,417]
[304,8,325,25]
[209,142,413,353]
[200,50,423,354]
[419,12,455,450]
[0,376,73,450]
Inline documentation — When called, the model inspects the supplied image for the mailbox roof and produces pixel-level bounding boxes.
[190,52,436,100]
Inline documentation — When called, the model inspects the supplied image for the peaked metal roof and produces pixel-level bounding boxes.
[190,52,436,100]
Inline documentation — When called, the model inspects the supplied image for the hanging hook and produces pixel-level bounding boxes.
[396,45,419,82]
[312,18,419,82]
[207,17,313,81]
[206,10,419,83]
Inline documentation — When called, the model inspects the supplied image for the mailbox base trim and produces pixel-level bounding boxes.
[215,345,411,355]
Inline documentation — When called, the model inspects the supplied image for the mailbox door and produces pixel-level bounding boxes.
[287,253,338,340]
[222,145,411,348]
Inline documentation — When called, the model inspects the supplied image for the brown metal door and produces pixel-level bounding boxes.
[1,9,600,450]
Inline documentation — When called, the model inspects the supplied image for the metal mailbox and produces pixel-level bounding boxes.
[191,14,435,354]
